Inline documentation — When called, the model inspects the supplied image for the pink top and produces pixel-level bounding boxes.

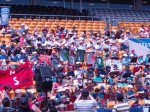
[20,36,25,47]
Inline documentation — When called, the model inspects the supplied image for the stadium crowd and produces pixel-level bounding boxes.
[0,22,149,112]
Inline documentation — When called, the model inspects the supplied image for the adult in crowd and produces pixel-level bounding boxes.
[74,88,97,112]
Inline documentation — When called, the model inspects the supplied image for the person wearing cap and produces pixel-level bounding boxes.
[18,23,26,35]
[112,93,130,112]
[122,54,130,65]
[30,51,38,62]
[74,88,97,112]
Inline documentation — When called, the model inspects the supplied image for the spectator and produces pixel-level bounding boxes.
[17,97,34,112]
[112,93,130,112]
[74,88,97,112]
[1,98,15,112]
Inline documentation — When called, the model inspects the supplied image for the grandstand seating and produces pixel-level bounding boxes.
[90,9,150,22]
[7,18,150,36]
[9,5,88,16]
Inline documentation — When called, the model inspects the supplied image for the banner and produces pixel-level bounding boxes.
[129,38,150,59]
[106,59,122,71]
[0,62,33,90]
[59,48,69,62]
[129,38,150,49]
[85,52,95,65]
[68,54,76,66]
[95,57,104,69]
[0,7,10,26]
[76,49,85,62]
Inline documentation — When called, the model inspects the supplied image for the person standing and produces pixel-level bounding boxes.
[74,88,97,112]
[112,93,130,112]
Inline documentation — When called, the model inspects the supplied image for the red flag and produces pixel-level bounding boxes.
[0,62,33,90]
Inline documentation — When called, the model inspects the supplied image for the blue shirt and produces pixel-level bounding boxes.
[1,44,6,50]
[126,90,135,99]
[14,54,28,61]
[93,76,103,82]
[0,55,8,59]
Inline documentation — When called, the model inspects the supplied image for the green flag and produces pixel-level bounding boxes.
[95,57,104,69]
[76,49,85,62]
[59,48,69,62]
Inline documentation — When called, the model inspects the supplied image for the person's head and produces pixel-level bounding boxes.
[77,75,82,82]
[100,86,105,92]
[117,93,124,102]
[2,40,5,45]
[51,66,55,72]
[81,88,89,99]
[4,86,11,93]
[19,97,29,109]
[95,88,100,94]
[2,98,10,107]
[61,95,67,103]
[68,66,73,71]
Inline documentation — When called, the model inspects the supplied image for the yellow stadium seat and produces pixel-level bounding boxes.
[11,18,18,21]
[33,19,40,22]
[48,19,53,22]
[26,19,33,22]
[19,18,25,22]
[41,19,47,22]
[107,101,116,108]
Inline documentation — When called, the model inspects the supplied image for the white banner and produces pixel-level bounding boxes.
[129,39,150,59]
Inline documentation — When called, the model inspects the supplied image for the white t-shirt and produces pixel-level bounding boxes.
[74,100,97,112]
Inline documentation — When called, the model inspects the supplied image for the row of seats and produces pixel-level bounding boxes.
[8,18,150,35]
[90,9,150,22]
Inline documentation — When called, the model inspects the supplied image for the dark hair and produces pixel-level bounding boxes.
[117,93,124,102]
[2,98,10,107]
[82,88,89,99]
[48,100,57,112]
[95,88,100,93]
[4,86,11,91]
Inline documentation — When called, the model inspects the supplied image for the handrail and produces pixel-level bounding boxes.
[10,13,102,21]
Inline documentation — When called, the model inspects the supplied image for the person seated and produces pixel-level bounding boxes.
[122,65,133,80]
[74,75,84,90]
[106,73,114,84]
[138,55,144,64]
[122,54,130,65]
[86,67,94,79]
[91,88,100,99]
[126,85,135,99]
[93,73,103,83]
[1,41,6,50]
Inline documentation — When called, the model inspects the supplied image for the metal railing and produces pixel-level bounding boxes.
[10,13,103,21]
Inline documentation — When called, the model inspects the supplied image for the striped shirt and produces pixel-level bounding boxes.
[74,100,97,112]
[112,102,130,112]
